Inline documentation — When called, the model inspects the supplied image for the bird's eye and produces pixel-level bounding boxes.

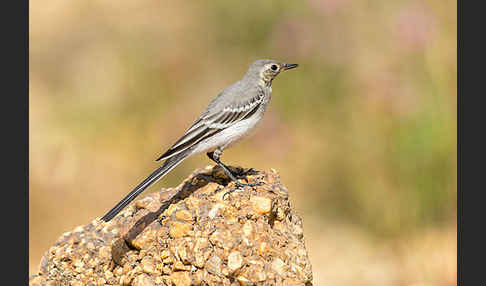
[271,64,278,71]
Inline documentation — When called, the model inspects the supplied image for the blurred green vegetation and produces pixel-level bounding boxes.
[30,0,456,284]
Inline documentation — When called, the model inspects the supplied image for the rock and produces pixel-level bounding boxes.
[170,271,192,286]
[205,254,222,276]
[140,256,158,274]
[251,196,273,214]
[271,257,287,276]
[29,166,313,285]
[169,221,192,238]
[175,209,193,222]
[132,273,156,286]
[227,251,243,273]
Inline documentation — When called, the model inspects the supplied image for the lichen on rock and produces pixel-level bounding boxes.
[30,166,313,286]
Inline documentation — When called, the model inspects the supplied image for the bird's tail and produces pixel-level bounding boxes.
[101,151,190,222]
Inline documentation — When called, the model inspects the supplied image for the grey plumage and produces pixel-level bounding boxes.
[101,59,298,222]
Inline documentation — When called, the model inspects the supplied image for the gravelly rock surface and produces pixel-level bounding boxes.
[30,166,313,286]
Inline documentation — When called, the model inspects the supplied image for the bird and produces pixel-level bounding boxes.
[101,59,298,222]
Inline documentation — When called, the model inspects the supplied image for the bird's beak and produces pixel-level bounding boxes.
[281,63,299,71]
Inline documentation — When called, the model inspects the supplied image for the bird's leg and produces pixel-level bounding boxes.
[207,150,262,196]
[207,151,259,179]
[239,168,260,179]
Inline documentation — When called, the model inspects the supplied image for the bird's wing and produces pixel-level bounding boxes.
[156,88,265,161]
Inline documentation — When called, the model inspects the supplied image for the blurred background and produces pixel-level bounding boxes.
[30,0,456,285]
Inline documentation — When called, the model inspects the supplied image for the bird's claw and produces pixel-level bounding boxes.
[222,180,264,200]
[235,177,264,188]
[222,190,235,200]
[233,168,260,181]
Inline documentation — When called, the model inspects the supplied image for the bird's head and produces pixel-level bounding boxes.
[246,59,298,86]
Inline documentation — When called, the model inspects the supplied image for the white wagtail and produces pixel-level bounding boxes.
[101,59,298,222]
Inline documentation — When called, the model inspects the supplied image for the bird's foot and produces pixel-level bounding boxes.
[222,180,264,200]
[231,167,260,183]
[235,180,264,188]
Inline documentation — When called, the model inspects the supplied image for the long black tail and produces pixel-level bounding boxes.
[101,151,190,222]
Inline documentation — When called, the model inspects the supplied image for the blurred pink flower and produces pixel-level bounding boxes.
[271,18,316,59]
[394,3,436,51]
[308,0,349,15]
